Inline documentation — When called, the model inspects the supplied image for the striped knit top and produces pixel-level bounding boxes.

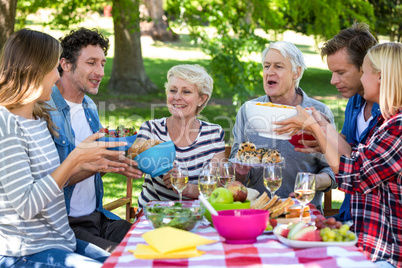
[0,106,76,256]
[137,118,225,208]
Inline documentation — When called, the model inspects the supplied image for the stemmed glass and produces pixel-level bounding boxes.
[218,159,235,188]
[263,162,283,198]
[170,161,189,202]
[198,161,219,198]
[294,172,316,222]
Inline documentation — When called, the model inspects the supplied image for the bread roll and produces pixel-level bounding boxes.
[285,204,310,218]
[127,139,163,159]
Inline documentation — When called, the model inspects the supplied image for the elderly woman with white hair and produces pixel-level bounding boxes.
[230,41,336,212]
[136,64,225,208]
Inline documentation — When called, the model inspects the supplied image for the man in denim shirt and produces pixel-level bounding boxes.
[315,23,379,222]
[47,28,143,252]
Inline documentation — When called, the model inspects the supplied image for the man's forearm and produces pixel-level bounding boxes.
[66,168,97,186]
[315,173,333,191]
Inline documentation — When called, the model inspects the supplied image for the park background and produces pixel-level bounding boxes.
[1,0,400,218]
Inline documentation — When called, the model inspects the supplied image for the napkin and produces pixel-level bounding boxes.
[130,227,216,259]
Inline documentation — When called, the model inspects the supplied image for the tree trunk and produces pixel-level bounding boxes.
[0,0,17,49]
[141,0,178,42]
[109,0,158,95]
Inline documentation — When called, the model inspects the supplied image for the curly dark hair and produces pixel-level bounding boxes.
[58,28,109,76]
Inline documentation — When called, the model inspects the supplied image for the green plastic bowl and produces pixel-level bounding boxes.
[203,200,251,224]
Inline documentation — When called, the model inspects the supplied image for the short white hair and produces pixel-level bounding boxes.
[165,64,213,115]
[261,41,307,88]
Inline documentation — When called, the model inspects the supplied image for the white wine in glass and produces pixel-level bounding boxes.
[218,160,235,188]
[263,163,283,198]
[170,161,189,202]
[294,172,316,222]
[198,161,219,197]
[198,179,218,197]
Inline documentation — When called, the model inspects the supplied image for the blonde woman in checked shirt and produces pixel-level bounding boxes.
[275,42,402,267]
[0,29,129,267]
[137,64,226,208]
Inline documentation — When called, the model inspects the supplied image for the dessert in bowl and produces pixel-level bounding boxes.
[245,101,311,140]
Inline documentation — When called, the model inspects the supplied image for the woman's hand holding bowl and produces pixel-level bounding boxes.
[274,106,324,137]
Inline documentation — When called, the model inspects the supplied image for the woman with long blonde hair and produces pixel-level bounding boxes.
[275,42,402,267]
[0,29,125,267]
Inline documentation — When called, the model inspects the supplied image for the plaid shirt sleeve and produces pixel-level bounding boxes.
[337,114,402,194]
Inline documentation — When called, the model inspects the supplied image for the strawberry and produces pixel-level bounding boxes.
[269,218,278,228]
[99,127,109,134]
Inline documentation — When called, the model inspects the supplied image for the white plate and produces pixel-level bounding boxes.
[273,225,358,248]
[229,157,284,167]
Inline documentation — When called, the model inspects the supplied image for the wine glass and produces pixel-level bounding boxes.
[294,172,316,222]
[198,161,219,198]
[218,159,235,188]
[170,161,189,202]
[263,162,283,198]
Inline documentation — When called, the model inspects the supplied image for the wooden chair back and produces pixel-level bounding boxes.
[323,190,339,217]
[103,177,137,222]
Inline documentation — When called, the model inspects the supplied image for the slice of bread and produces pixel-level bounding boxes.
[270,197,295,218]
[261,195,279,210]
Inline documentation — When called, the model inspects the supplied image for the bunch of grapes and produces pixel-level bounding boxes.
[314,217,356,242]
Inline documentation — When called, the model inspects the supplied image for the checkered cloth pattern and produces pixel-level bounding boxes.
[103,205,375,268]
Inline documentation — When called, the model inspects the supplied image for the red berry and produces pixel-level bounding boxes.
[100,128,109,134]
[269,218,278,228]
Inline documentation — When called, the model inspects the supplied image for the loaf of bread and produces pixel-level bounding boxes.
[127,139,163,159]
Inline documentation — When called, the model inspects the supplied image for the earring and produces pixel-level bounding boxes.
[198,104,202,107]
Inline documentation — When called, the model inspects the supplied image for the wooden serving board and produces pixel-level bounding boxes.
[276,216,311,224]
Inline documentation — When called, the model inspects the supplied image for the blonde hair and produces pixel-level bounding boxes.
[366,42,402,119]
[0,29,61,135]
[165,64,213,115]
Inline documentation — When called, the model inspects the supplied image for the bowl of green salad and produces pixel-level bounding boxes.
[144,200,205,232]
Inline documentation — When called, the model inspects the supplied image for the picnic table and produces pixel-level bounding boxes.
[102,204,375,268]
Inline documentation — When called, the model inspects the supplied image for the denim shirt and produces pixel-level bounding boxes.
[47,85,120,220]
[338,94,381,221]
[230,88,336,212]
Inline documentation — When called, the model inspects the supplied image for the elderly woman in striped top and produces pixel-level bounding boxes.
[0,29,128,267]
[137,64,226,208]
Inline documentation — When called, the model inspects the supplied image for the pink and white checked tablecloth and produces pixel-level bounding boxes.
[103,205,375,268]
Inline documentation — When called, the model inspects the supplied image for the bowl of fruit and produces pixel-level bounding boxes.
[98,125,137,151]
[144,200,205,232]
[273,216,357,248]
[203,182,251,224]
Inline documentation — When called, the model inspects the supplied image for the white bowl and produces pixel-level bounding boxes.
[245,101,310,140]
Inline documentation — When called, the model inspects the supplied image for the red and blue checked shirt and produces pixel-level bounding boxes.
[336,110,402,267]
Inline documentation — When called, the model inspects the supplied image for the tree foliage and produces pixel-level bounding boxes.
[368,0,401,42]
[167,0,375,104]
[15,0,157,95]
